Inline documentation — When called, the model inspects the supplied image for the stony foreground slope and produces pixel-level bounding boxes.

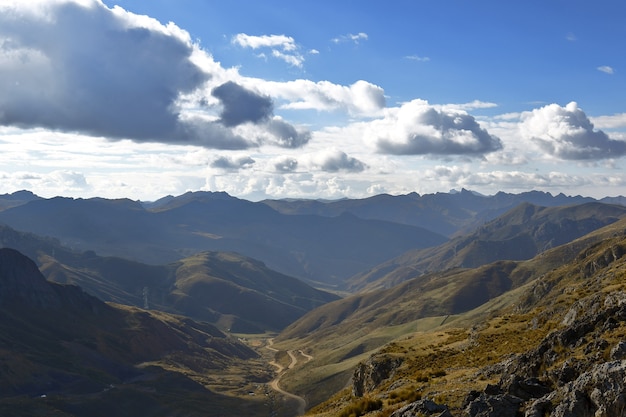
[303,220,626,416]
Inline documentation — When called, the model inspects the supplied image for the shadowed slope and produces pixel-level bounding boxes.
[0,248,273,417]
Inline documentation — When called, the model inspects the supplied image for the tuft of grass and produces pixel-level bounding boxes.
[338,396,383,417]
[388,387,421,405]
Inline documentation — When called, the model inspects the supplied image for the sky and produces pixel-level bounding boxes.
[1,0,625,201]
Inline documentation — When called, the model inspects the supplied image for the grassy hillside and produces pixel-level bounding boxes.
[42,249,338,333]
[269,216,626,411]
[302,220,626,416]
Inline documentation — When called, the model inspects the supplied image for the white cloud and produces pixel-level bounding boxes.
[444,100,498,111]
[305,149,366,173]
[0,0,308,149]
[332,32,368,44]
[405,55,430,62]
[256,79,385,116]
[519,102,626,160]
[365,99,502,156]
[232,33,304,67]
[210,155,255,171]
[232,33,297,51]
[591,113,626,129]
[273,156,299,173]
[597,65,615,74]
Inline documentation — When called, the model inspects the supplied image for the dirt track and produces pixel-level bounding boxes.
[266,339,311,416]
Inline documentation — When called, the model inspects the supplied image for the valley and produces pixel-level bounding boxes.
[1,189,626,416]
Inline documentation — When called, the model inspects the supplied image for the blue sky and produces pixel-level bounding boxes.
[1,0,625,200]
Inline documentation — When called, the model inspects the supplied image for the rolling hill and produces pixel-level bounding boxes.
[0,223,338,332]
[0,248,275,417]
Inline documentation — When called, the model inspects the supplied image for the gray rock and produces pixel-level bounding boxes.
[610,341,626,360]
[352,355,402,397]
[544,361,626,417]
[391,399,453,417]
[464,393,523,417]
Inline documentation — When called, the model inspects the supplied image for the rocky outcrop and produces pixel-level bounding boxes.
[458,291,626,417]
[352,355,403,397]
[527,360,626,417]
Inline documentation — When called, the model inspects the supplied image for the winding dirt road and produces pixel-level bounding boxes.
[266,339,311,416]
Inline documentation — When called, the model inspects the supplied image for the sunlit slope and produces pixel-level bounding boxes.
[305,216,626,416]
[272,216,626,410]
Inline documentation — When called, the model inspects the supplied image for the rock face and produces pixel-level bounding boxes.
[458,291,626,417]
[530,361,626,417]
[352,355,403,397]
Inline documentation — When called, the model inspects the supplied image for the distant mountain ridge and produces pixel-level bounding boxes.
[0,191,447,286]
[0,189,623,289]
[348,201,626,291]
[262,188,617,236]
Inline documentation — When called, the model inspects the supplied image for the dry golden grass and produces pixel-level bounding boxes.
[302,227,626,416]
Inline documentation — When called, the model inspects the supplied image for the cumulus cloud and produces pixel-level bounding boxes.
[447,100,498,111]
[0,1,202,138]
[212,81,273,127]
[0,0,309,150]
[210,155,255,171]
[591,113,626,129]
[519,102,626,160]
[274,157,299,172]
[307,149,366,172]
[369,99,502,156]
[232,33,304,67]
[232,33,296,50]
[259,79,386,116]
[266,117,311,148]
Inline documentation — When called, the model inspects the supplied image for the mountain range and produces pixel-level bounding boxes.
[1,189,622,289]
[1,189,626,416]
[0,191,447,286]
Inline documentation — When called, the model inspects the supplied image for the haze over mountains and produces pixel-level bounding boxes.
[1,188,626,416]
[0,189,620,288]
